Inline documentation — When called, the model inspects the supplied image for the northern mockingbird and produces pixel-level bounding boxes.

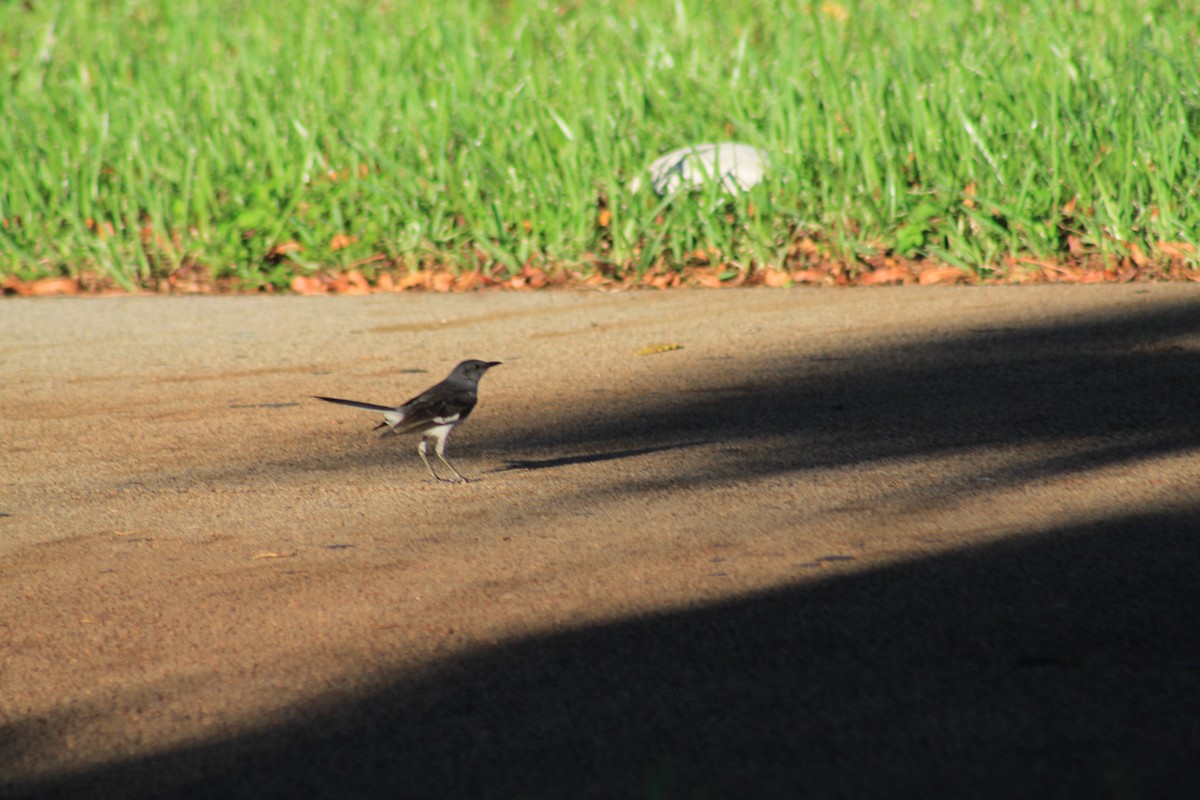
[314,359,502,483]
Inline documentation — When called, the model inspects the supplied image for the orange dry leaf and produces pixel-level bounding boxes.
[454,271,482,291]
[398,270,430,290]
[1076,269,1112,284]
[691,269,724,288]
[1125,242,1149,268]
[2,274,29,296]
[431,272,455,292]
[1156,241,1196,259]
[821,2,848,20]
[794,238,819,255]
[762,268,792,287]
[86,218,116,238]
[269,241,304,258]
[790,269,826,284]
[596,209,612,228]
[519,267,547,289]
[29,277,80,296]
[290,275,325,295]
[342,270,370,294]
[859,267,911,285]
[329,233,358,252]
[376,273,397,292]
[917,267,968,285]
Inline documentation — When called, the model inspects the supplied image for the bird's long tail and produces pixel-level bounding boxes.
[312,396,394,413]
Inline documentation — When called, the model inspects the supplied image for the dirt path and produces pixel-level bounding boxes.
[4,286,1200,799]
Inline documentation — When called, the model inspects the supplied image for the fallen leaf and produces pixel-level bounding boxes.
[454,271,481,291]
[1156,241,1196,259]
[762,268,792,287]
[917,267,968,285]
[289,275,326,295]
[821,2,848,21]
[859,267,911,285]
[29,277,80,296]
[635,343,683,356]
[2,274,30,296]
[398,270,430,290]
[269,241,304,258]
[523,267,548,289]
[335,270,369,294]
[1077,269,1110,283]
[596,209,612,227]
[86,218,116,239]
[376,273,397,292]
[330,233,358,251]
[431,272,455,292]
[794,238,819,255]
[790,269,827,284]
[1126,242,1150,268]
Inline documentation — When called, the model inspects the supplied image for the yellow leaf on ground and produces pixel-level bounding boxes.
[635,343,683,356]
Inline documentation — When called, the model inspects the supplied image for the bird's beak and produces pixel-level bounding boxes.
[486,361,503,368]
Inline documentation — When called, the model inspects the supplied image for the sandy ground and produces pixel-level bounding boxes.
[3,285,1200,799]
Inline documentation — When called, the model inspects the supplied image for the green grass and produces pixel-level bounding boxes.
[2,0,1199,289]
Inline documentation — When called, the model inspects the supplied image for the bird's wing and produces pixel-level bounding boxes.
[381,385,478,437]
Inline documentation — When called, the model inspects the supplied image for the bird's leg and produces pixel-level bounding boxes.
[417,437,442,482]
[434,436,468,483]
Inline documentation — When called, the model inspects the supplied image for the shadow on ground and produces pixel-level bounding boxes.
[491,297,1200,493]
[8,296,1200,798]
[7,508,1200,799]
[489,442,711,472]
[280,296,1200,495]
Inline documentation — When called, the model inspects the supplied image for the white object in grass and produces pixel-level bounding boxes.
[634,142,770,195]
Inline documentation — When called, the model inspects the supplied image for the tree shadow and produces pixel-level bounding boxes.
[143,294,1200,501]
[481,296,1200,495]
[6,507,1199,799]
[488,441,710,472]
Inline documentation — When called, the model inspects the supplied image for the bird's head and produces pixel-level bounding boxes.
[451,359,503,383]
